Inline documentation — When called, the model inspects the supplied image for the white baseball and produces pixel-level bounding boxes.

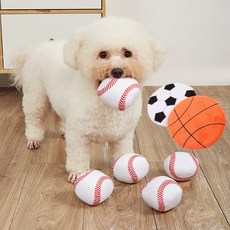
[142,176,183,212]
[164,152,199,181]
[112,153,149,183]
[97,77,141,111]
[74,169,114,206]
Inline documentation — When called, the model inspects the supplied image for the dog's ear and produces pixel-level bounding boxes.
[63,29,84,70]
[149,37,166,71]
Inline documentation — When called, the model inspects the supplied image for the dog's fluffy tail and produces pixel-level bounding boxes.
[10,48,31,90]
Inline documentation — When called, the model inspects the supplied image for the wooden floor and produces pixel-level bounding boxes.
[0,86,229,230]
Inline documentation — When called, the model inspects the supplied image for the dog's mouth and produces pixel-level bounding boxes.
[96,74,138,88]
[96,79,103,88]
[95,67,140,88]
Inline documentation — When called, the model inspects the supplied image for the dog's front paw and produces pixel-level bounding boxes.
[27,140,40,149]
[68,172,81,184]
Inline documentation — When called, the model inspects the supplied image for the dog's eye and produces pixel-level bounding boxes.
[99,51,108,59]
[124,50,132,58]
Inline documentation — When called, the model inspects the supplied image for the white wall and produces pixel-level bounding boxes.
[107,0,230,86]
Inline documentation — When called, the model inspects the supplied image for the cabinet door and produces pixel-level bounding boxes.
[1,0,101,9]
[2,14,101,69]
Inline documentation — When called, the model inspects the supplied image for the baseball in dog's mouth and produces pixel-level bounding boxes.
[98,75,135,84]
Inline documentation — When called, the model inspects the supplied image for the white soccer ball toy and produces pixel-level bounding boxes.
[112,153,149,183]
[142,176,183,212]
[97,77,141,111]
[164,152,199,181]
[147,83,196,126]
[74,169,114,206]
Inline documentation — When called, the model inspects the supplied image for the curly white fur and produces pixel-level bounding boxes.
[12,17,164,183]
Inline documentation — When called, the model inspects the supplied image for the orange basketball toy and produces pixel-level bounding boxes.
[168,96,226,150]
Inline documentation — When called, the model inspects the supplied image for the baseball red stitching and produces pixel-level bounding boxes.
[190,153,199,177]
[74,169,94,188]
[127,155,140,183]
[118,83,141,111]
[97,78,118,96]
[93,176,112,206]
[168,152,178,180]
[169,152,199,181]
[157,180,182,212]
[112,156,121,174]
[142,177,157,191]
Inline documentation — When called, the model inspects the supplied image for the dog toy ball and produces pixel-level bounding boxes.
[168,96,226,150]
[74,169,114,206]
[147,83,196,127]
[164,152,199,181]
[97,77,141,111]
[141,176,183,212]
[112,153,149,183]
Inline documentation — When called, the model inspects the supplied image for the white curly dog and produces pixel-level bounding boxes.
[13,17,164,183]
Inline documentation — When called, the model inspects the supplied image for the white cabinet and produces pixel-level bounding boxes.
[2,14,101,69]
[0,0,105,72]
[1,0,101,9]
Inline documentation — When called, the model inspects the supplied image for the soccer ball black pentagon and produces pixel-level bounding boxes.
[147,83,196,127]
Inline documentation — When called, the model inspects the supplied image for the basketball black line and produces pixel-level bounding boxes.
[172,102,221,149]
[173,109,207,149]
[179,103,219,128]
[171,102,219,138]
[183,122,225,148]
[168,97,194,127]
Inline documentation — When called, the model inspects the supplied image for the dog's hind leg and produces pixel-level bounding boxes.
[54,112,65,138]
[22,85,50,149]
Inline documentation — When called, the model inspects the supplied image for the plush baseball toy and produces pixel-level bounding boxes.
[97,77,141,111]
[112,153,149,183]
[74,169,114,206]
[164,152,199,181]
[142,176,183,212]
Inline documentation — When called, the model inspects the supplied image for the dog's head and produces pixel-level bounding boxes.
[63,17,165,87]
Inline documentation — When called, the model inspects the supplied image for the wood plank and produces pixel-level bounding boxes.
[83,181,157,230]
[10,163,84,230]
[193,137,230,223]
[0,88,21,116]
[194,86,230,110]
[0,89,32,229]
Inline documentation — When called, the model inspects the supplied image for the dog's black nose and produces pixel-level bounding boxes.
[111,68,124,78]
